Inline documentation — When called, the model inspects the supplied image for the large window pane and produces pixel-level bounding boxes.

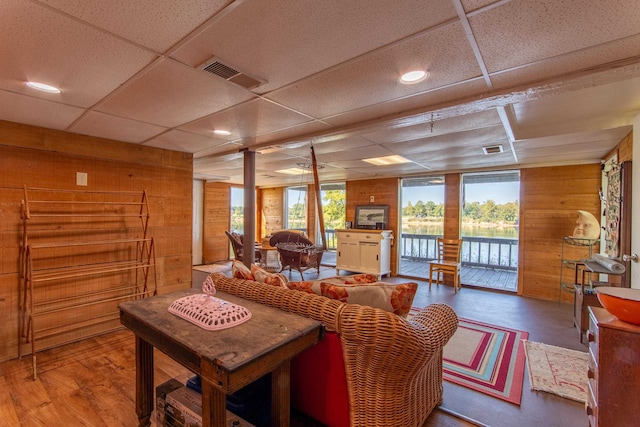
[320,183,345,249]
[400,176,445,275]
[230,187,244,233]
[286,186,307,231]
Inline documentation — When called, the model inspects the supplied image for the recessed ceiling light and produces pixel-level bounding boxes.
[275,168,308,175]
[399,70,429,84]
[362,155,411,166]
[25,81,61,93]
[213,129,231,136]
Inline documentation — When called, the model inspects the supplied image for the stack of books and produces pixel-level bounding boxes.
[156,379,255,427]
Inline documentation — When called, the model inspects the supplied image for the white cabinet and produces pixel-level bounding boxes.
[336,229,393,279]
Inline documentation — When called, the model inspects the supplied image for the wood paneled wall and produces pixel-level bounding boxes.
[259,187,284,238]
[203,182,231,263]
[519,164,602,302]
[444,174,461,240]
[0,120,192,362]
[346,178,400,276]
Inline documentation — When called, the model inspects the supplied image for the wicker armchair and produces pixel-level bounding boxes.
[225,231,261,263]
[269,231,324,277]
[209,273,458,427]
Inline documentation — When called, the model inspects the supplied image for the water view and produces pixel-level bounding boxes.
[402,222,519,239]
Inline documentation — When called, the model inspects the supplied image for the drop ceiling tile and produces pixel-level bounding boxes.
[98,58,256,127]
[171,0,458,93]
[491,35,640,91]
[266,22,482,119]
[144,129,229,154]
[362,109,502,144]
[0,90,84,130]
[70,111,167,143]
[322,79,489,129]
[0,0,157,108]
[470,0,640,73]
[178,98,315,139]
[39,0,229,52]
[460,0,502,13]
[384,125,509,156]
[511,77,640,139]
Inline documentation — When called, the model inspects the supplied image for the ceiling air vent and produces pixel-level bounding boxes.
[482,145,504,155]
[199,56,265,90]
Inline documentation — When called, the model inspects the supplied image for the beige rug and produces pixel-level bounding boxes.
[523,340,589,403]
[193,263,231,274]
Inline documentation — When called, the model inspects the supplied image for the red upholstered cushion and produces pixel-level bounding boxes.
[291,332,349,427]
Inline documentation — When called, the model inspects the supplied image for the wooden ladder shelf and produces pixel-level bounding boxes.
[19,186,157,379]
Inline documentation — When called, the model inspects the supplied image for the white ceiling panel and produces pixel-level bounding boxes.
[171,0,458,93]
[470,0,640,73]
[0,0,639,186]
[0,90,84,130]
[266,22,483,120]
[0,0,157,108]
[179,98,315,141]
[39,0,230,52]
[97,59,256,128]
[70,111,167,143]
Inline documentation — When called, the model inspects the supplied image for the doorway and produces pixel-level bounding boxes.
[399,176,445,276]
[460,171,520,291]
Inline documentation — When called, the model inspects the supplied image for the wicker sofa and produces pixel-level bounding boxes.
[208,272,458,427]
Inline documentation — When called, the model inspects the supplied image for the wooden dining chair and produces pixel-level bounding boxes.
[429,238,463,294]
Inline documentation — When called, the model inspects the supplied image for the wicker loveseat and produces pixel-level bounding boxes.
[208,272,458,427]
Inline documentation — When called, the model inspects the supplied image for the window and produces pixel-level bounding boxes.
[320,183,345,249]
[461,171,520,239]
[399,176,445,275]
[286,186,307,232]
[230,187,244,233]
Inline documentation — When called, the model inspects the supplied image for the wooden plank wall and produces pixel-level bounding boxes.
[259,187,284,238]
[519,164,602,302]
[0,120,192,363]
[444,174,461,240]
[346,178,400,276]
[203,182,231,263]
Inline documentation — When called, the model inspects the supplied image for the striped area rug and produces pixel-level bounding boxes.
[442,317,528,404]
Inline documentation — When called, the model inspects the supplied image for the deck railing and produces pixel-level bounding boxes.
[399,233,518,270]
[324,230,518,271]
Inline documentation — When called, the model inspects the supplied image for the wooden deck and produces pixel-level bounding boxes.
[321,251,517,292]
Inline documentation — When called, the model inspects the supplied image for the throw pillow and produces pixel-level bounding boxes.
[250,264,289,288]
[231,259,254,280]
[342,273,378,284]
[288,276,350,295]
[319,281,418,317]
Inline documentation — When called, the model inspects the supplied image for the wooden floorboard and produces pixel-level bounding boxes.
[3,269,587,427]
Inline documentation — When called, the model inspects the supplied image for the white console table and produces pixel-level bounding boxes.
[335,229,393,279]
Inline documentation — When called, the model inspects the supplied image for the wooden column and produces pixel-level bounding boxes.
[243,149,256,268]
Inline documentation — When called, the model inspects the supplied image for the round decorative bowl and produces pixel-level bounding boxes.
[596,287,640,325]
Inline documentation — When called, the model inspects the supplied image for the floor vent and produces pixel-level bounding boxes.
[200,57,265,90]
[482,145,504,155]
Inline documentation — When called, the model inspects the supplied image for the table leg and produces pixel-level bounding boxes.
[135,336,154,427]
[201,377,227,427]
[271,360,291,426]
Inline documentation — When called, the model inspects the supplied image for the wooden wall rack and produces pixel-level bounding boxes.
[19,186,157,379]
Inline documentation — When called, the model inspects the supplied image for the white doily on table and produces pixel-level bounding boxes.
[167,275,251,330]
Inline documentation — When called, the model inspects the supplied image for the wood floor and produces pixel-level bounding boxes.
[0,267,588,427]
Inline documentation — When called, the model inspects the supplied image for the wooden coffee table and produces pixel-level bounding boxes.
[119,288,323,426]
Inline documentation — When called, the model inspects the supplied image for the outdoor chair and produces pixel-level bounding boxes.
[429,237,462,293]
